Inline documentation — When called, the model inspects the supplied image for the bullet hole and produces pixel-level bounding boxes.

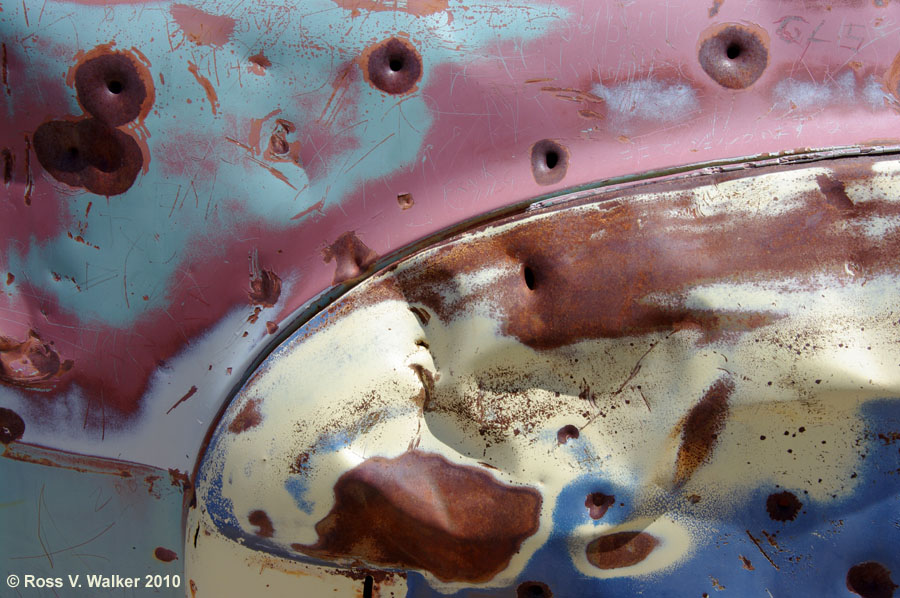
[517,581,552,597]
[33,119,143,196]
[364,37,422,95]
[545,150,559,169]
[698,23,769,89]
[75,52,150,126]
[363,575,374,598]
[523,265,536,290]
[0,407,25,444]
[557,424,580,444]
[846,562,897,598]
[585,492,615,520]
[397,192,414,210]
[726,42,741,60]
[530,139,569,185]
[766,490,802,522]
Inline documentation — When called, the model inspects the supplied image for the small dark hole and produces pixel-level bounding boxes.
[523,266,536,291]
[544,150,559,169]
[363,575,374,598]
[389,56,404,72]
[67,147,79,158]
[107,80,124,94]
[725,43,741,60]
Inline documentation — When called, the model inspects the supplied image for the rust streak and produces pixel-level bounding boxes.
[249,157,296,189]
[166,385,198,414]
[23,134,33,205]
[1,43,9,95]
[187,62,218,115]
[290,199,325,221]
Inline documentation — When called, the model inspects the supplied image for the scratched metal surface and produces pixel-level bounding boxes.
[1,0,900,596]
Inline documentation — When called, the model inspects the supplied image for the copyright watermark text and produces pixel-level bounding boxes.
[6,573,182,590]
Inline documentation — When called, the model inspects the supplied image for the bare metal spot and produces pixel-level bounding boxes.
[847,562,897,598]
[248,510,274,537]
[0,407,25,444]
[294,450,541,583]
[586,531,659,570]
[674,377,733,487]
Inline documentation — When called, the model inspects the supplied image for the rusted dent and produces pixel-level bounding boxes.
[248,255,282,307]
[0,407,25,444]
[294,450,541,583]
[265,321,278,334]
[227,398,262,434]
[517,581,553,597]
[384,163,900,350]
[360,37,422,95]
[397,192,414,210]
[264,119,302,166]
[75,52,150,126]
[585,492,615,520]
[154,547,178,562]
[322,231,379,284]
[530,139,569,186]
[5,273,13,285]
[674,377,733,487]
[698,23,769,89]
[585,531,659,570]
[765,490,802,522]
[32,119,143,196]
[557,424,580,445]
[847,562,897,598]
[248,509,275,538]
[0,330,73,389]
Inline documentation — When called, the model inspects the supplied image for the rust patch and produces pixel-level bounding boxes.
[530,139,569,186]
[766,491,802,522]
[170,4,236,47]
[557,424,580,445]
[166,385,198,415]
[698,23,769,89]
[295,450,542,583]
[0,407,25,444]
[323,231,379,284]
[187,62,218,114]
[847,562,897,598]
[228,398,262,434]
[360,37,422,95]
[249,509,274,538]
[265,321,278,334]
[75,51,150,126]
[674,377,734,487]
[2,148,12,185]
[586,531,659,570]
[33,119,143,196]
[397,192,414,210]
[248,261,282,307]
[585,492,615,520]
[154,547,178,562]
[517,581,552,597]
[708,0,724,17]
[740,555,754,570]
[334,0,448,17]
[5,273,13,285]
[189,580,197,598]
[817,174,854,210]
[0,330,73,390]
